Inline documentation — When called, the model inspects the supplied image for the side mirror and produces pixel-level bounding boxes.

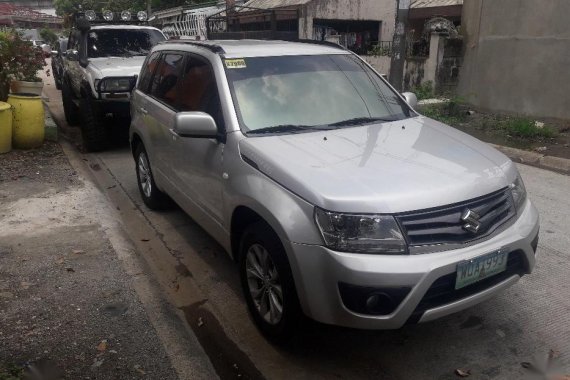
[174,112,218,139]
[51,50,59,57]
[402,92,418,109]
[66,50,79,61]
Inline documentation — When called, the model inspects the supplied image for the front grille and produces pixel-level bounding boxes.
[396,187,515,247]
[407,250,527,324]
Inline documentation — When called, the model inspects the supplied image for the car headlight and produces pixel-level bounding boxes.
[511,174,527,213]
[314,207,407,254]
[98,77,135,92]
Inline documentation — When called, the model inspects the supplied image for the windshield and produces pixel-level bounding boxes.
[225,54,413,134]
[87,29,165,58]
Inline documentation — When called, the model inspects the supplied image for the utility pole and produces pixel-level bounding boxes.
[389,0,410,92]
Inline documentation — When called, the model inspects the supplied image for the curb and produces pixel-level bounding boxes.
[491,144,570,176]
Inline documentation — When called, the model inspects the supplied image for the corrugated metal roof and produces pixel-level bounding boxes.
[411,0,463,8]
[242,0,311,10]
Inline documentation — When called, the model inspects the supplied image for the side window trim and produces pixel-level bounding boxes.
[147,51,185,112]
[138,51,161,94]
[180,52,225,133]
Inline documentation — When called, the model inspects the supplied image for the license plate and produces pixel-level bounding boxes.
[455,250,509,290]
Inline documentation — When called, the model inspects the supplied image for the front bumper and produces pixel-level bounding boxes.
[286,199,539,329]
[94,97,130,117]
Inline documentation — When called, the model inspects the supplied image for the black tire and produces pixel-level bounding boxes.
[239,222,303,343]
[80,96,107,152]
[61,81,80,125]
[134,144,168,210]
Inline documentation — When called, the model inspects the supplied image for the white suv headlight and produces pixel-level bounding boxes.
[98,77,135,92]
[314,207,407,254]
[511,174,527,213]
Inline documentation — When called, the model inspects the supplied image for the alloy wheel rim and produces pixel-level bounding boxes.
[245,243,283,325]
[138,153,152,198]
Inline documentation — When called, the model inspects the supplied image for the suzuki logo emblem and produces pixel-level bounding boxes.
[461,209,481,233]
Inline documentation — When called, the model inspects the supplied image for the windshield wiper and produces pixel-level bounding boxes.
[328,116,398,127]
[247,124,331,135]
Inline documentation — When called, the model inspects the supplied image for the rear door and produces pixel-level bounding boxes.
[138,52,185,182]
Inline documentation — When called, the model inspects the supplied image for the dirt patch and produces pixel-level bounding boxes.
[420,102,570,160]
[0,141,80,201]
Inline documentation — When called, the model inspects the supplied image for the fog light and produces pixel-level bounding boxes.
[338,282,410,316]
[103,10,114,21]
[137,11,147,21]
[365,292,394,315]
[85,10,96,21]
[120,10,131,21]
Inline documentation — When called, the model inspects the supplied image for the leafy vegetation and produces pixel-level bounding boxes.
[421,99,558,142]
[39,28,59,46]
[0,30,47,100]
[0,363,24,380]
[410,81,434,100]
[498,118,558,139]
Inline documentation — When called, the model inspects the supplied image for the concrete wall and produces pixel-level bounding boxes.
[458,0,570,120]
[362,55,391,75]
[299,0,396,41]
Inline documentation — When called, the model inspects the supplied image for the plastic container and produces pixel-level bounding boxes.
[7,93,45,149]
[0,101,12,153]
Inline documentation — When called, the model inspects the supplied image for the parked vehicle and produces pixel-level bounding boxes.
[40,43,51,58]
[51,38,68,90]
[130,40,540,341]
[61,14,166,151]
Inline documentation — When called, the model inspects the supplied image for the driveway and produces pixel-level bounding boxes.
[42,64,570,380]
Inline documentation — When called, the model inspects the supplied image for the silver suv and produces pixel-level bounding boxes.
[130,40,540,341]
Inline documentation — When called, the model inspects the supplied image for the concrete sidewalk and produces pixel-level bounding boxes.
[0,63,217,379]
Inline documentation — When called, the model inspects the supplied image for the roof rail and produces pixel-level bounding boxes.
[161,39,225,54]
[295,39,346,50]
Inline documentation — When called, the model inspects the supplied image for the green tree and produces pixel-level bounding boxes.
[39,28,59,46]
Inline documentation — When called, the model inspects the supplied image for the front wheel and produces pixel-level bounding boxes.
[80,97,107,152]
[61,81,79,125]
[239,222,303,342]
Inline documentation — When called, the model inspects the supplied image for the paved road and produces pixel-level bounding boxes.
[43,66,570,379]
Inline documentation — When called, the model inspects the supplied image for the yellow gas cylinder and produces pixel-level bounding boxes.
[7,94,45,149]
[0,101,12,153]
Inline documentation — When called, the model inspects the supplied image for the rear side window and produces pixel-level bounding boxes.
[138,51,160,94]
[179,54,223,128]
[149,53,184,109]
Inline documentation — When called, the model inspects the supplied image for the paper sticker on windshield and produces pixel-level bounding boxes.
[225,59,246,69]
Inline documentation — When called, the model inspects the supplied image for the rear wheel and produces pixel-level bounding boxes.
[61,81,79,125]
[239,222,302,342]
[135,144,168,210]
[80,96,107,152]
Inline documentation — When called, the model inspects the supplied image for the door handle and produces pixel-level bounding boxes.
[169,129,180,140]
[139,107,148,115]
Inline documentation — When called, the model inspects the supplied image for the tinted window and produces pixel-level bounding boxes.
[138,51,161,94]
[179,55,223,128]
[149,53,184,108]
[225,54,412,133]
[87,29,165,58]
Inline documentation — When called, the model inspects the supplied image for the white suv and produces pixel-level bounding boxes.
[62,18,165,151]
[130,40,539,341]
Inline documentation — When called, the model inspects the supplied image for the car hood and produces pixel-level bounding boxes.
[238,116,517,213]
[88,56,147,78]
